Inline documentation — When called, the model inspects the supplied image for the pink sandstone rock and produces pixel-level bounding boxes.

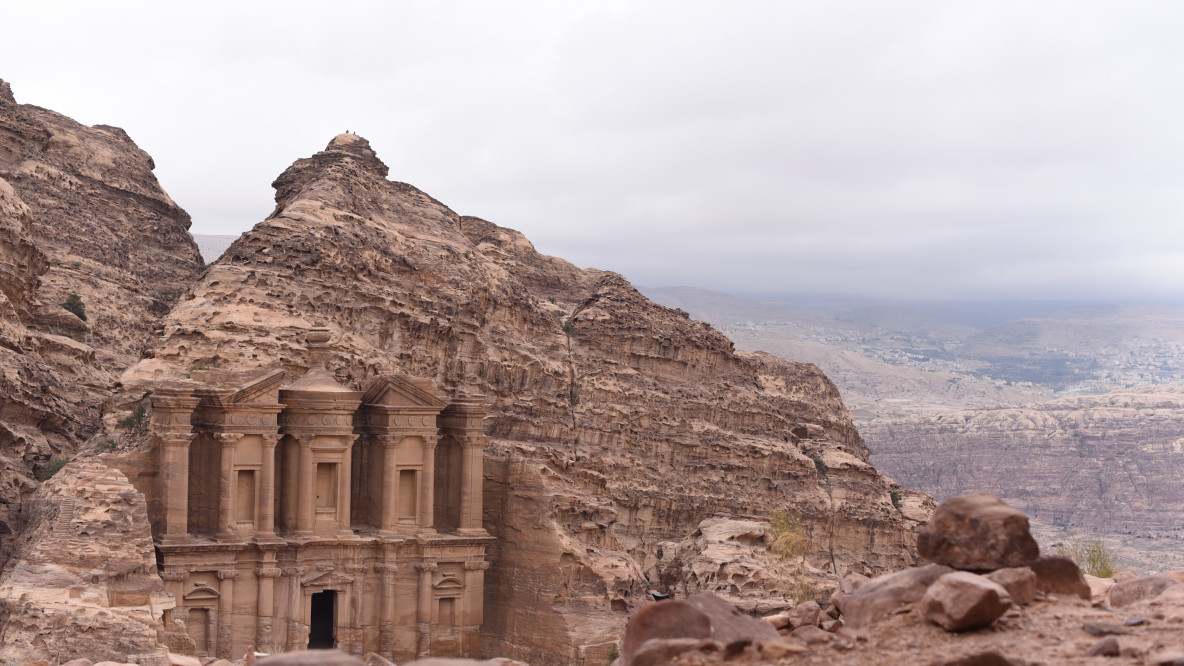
[920,571,1013,632]
[986,567,1037,606]
[917,495,1039,571]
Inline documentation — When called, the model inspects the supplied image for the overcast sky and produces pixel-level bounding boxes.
[3,1,1184,301]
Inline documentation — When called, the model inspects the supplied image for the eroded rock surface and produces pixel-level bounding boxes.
[0,79,201,558]
[0,461,169,664]
[121,134,929,663]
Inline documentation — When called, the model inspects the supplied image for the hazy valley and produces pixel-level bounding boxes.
[645,287,1184,572]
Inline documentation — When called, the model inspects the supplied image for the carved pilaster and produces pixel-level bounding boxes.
[214,433,244,541]
[255,567,282,652]
[415,562,437,657]
[216,569,239,659]
[282,566,309,652]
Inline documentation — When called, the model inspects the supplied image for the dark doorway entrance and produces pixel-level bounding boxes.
[308,590,336,649]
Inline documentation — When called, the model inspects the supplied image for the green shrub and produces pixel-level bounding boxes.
[38,458,67,481]
[189,360,210,372]
[96,439,117,452]
[1056,538,1117,578]
[62,293,87,321]
[117,404,147,430]
[561,317,577,336]
[890,490,902,509]
[811,453,828,479]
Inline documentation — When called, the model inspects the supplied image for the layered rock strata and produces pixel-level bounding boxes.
[0,461,170,664]
[868,386,1184,538]
[0,79,201,558]
[121,134,929,663]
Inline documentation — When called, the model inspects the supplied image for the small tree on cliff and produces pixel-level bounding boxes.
[62,293,87,321]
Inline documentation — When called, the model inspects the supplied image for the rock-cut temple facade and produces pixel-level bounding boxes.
[144,327,492,661]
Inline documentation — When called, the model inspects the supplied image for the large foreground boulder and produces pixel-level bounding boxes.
[917,494,1039,571]
[841,564,953,629]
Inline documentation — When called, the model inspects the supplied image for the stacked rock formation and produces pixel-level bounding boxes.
[0,78,202,560]
[110,133,930,663]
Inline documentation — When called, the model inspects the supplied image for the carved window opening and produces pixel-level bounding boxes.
[187,607,211,655]
[235,470,256,526]
[316,463,338,510]
[437,597,456,636]
[398,469,417,520]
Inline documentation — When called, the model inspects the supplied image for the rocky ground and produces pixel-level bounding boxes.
[616,495,1184,666]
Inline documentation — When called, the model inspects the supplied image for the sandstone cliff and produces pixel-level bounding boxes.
[122,134,929,663]
[0,461,170,664]
[0,79,202,556]
[868,385,1184,540]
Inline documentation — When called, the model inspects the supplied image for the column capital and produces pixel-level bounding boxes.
[261,434,281,447]
[217,569,240,580]
[214,432,245,446]
[414,562,437,574]
[344,563,368,575]
[160,571,189,582]
[255,567,283,579]
[281,566,309,578]
[374,563,399,574]
[421,434,439,449]
[161,434,197,447]
[460,436,487,450]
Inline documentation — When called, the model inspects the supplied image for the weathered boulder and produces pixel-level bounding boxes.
[986,567,1037,606]
[917,494,1039,571]
[786,599,822,628]
[618,601,711,666]
[1083,574,1116,606]
[829,572,870,615]
[685,593,780,643]
[1109,575,1184,608]
[842,564,953,628]
[631,638,720,666]
[919,571,1012,632]
[1029,556,1090,600]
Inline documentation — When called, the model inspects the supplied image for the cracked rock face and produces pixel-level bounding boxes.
[0,79,201,561]
[122,134,932,663]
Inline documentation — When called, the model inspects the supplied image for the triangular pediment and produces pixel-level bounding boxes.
[362,375,448,410]
[230,369,285,405]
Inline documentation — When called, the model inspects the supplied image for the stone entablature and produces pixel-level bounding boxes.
[147,327,492,662]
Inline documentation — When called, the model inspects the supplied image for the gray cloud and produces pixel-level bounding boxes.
[4,0,1184,300]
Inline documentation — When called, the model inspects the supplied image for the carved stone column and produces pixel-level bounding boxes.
[254,567,282,652]
[336,436,356,537]
[151,387,199,544]
[257,435,279,539]
[216,569,239,659]
[282,566,308,651]
[159,564,189,639]
[344,563,368,656]
[458,436,487,534]
[415,562,437,657]
[417,436,438,530]
[161,436,195,543]
[215,434,242,541]
[374,562,398,656]
[379,436,400,534]
[296,436,315,537]
[463,560,490,630]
